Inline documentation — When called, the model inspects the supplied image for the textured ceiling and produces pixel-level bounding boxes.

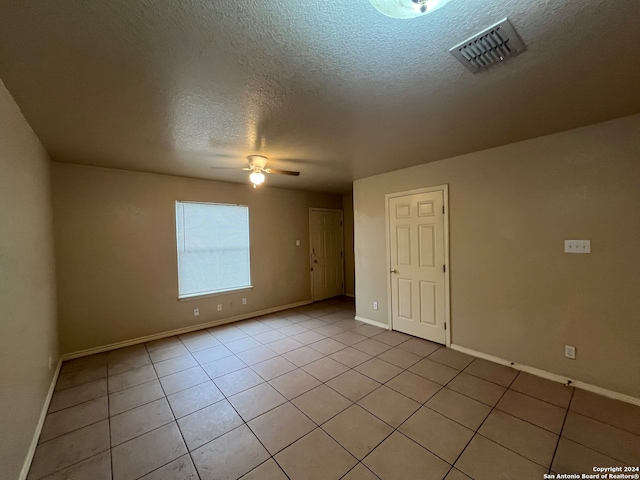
[1,0,639,193]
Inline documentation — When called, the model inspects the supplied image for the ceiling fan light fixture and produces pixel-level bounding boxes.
[249,170,265,187]
[369,0,452,19]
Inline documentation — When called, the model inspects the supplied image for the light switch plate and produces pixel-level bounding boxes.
[564,240,590,254]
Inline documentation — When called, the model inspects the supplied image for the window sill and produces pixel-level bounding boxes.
[178,286,253,301]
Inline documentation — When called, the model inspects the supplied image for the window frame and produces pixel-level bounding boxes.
[175,200,253,300]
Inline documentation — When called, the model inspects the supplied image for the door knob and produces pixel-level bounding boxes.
[390,269,398,273]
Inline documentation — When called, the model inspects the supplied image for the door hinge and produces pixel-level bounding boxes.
[443,264,446,272]
[442,206,445,214]
[444,322,447,330]
[310,267,313,272]
[341,251,343,257]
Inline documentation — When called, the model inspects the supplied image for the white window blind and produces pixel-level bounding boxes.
[176,201,251,298]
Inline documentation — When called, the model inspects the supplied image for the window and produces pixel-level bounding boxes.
[176,201,251,298]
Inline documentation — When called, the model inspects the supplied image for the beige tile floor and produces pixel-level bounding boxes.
[29,297,640,479]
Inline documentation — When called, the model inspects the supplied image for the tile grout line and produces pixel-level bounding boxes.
[446,367,535,476]
[549,405,637,467]
[547,386,575,475]
[348,349,460,471]
[144,340,203,480]
[107,354,115,480]
[185,312,336,477]
[204,324,430,477]
[404,349,579,432]
[220,324,387,477]
[34,370,112,477]
[439,366,518,477]
[307,344,448,473]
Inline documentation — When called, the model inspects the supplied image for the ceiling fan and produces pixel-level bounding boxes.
[214,155,300,188]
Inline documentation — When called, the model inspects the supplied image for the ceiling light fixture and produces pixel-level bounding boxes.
[369,0,452,19]
[249,169,265,188]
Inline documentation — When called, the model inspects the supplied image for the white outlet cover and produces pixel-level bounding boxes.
[217,304,222,311]
[373,302,378,310]
[193,308,199,316]
[296,240,300,246]
[564,240,591,254]
[565,345,576,359]
[242,298,247,304]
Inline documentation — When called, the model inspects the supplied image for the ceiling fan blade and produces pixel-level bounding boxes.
[209,166,254,171]
[265,168,300,176]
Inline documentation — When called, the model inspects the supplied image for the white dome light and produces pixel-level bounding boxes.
[249,171,265,186]
[369,0,452,19]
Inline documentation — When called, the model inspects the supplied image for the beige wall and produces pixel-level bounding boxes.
[0,81,59,479]
[354,114,640,399]
[52,164,342,354]
[343,194,355,296]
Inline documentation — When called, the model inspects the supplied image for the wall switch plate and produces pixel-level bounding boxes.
[373,302,378,310]
[193,308,199,317]
[242,298,247,305]
[217,304,222,311]
[565,345,576,359]
[296,240,300,246]
[564,240,591,254]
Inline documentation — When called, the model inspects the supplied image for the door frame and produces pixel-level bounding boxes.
[385,185,451,347]
[309,208,345,301]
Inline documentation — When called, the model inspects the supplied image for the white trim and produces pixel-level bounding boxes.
[19,358,62,480]
[450,344,640,408]
[62,300,312,360]
[354,316,391,330]
[385,185,451,347]
[178,286,253,301]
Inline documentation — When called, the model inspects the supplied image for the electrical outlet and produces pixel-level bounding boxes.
[242,298,247,305]
[193,308,199,317]
[565,345,576,360]
[217,304,222,311]
[373,302,378,310]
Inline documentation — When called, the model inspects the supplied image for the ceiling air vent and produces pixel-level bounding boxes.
[450,18,526,72]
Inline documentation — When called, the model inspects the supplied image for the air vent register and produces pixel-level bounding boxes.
[450,18,526,72]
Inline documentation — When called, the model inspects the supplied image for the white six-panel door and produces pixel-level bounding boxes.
[310,209,344,301]
[388,189,447,344]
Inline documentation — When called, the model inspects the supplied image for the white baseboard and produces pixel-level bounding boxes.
[450,344,640,408]
[62,300,313,360]
[354,316,391,330]
[20,358,62,480]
